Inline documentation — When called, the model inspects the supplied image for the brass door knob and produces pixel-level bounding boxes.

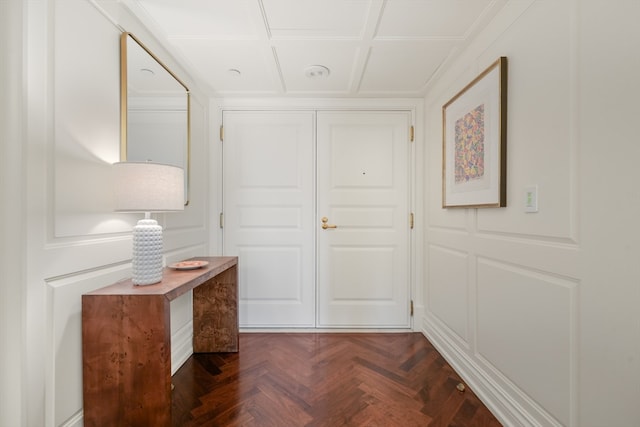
[321,216,337,229]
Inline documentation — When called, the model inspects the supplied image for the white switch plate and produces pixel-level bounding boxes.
[525,186,538,213]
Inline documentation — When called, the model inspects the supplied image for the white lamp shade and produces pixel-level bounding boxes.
[113,162,184,212]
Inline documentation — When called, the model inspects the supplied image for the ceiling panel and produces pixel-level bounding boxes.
[136,0,262,38]
[274,41,360,93]
[128,0,509,97]
[262,0,372,38]
[376,0,496,38]
[170,39,280,94]
[359,41,455,93]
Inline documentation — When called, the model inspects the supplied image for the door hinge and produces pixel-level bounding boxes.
[410,125,414,142]
[410,212,414,229]
[219,125,224,142]
[410,300,414,316]
[219,212,224,228]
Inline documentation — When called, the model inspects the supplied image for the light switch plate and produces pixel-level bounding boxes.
[525,186,538,213]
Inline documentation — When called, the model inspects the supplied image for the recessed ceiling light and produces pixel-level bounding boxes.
[139,68,155,76]
[304,65,330,79]
[227,68,241,77]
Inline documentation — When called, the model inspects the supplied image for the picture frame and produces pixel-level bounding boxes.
[442,57,508,208]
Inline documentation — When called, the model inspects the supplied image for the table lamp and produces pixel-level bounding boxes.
[113,162,184,285]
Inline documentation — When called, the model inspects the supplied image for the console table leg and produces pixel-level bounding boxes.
[82,294,172,427]
[193,265,239,352]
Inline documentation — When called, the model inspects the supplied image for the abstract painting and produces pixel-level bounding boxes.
[442,57,507,208]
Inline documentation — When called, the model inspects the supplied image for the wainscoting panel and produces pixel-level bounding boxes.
[53,0,122,239]
[476,258,576,426]
[170,317,194,375]
[424,224,579,426]
[427,244,469,345]
[47,263,132,427]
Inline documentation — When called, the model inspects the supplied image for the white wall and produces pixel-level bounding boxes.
[577,1,640,425]
[0,0,26,426]
[2,0,211,426]
[422,0,640,426]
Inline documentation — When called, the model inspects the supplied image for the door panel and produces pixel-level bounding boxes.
[222,111,315,327]
[317,111,411,327]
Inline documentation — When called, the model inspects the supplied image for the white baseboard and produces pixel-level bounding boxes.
[59,409,83,427]
[420,316,560,427]
[171,321,194,375]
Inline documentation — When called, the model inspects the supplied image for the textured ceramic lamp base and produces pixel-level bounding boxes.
[132,219,163,285]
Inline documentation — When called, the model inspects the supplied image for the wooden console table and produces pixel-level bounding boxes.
[82,256,238,427]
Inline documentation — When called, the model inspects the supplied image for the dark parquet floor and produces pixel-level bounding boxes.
[171,333,503,427]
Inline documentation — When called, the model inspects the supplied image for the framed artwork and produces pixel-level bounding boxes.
[442,57,508,208]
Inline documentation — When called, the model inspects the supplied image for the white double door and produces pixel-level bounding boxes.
[222,110,411,328]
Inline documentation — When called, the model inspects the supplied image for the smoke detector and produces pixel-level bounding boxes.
[304,65,330,79]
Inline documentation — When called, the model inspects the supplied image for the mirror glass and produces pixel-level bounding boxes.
[120,32,190,204]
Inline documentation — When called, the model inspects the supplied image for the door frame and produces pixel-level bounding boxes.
[210,98,425,331]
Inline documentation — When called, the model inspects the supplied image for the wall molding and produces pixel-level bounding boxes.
[428,227,580,280]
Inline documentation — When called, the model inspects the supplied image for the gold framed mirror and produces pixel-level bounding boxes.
[120,32,190,205]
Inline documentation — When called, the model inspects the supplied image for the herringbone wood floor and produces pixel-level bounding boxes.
[171,333,502,426]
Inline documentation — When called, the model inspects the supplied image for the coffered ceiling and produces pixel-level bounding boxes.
[127,0,508,97]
